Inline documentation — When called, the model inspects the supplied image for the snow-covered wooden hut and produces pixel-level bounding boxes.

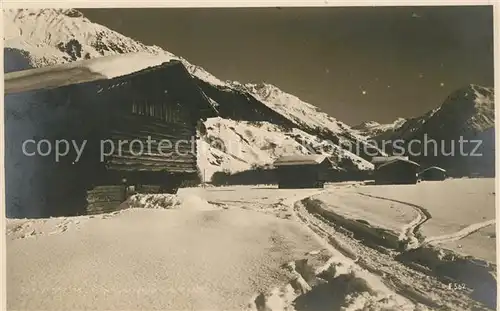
[4,53,218,218]
[273,155,333,189]
[371,156,410,169]
[418,166,447,181]
[373,157,420,184]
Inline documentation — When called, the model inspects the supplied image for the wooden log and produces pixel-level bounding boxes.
[86,201,125,215]
[136,185,162,193]
[87,193,125,203]
[86,185,126,215]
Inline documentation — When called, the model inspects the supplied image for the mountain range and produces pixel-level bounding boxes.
[3,8,495,180]
[355,84,495,177]
[352,118,408,138]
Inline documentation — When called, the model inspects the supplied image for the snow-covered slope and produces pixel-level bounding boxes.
[3,8,226,86]
[233,82,381,153]
[198,118,373,182]
[4,8,380,180]
[352,118,407,138]
[243,83,349,134]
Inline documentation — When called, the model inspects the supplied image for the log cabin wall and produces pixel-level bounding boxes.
[275,159,332,189]
[374,160,419,185]
[81,61,215,212]
[96,61,210,177]
[4,81,107,218]
[276,165,324,189]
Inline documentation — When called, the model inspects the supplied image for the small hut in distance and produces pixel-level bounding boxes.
[273,155,333,189]
[419,166,447,181]
[372,157,420,185]
[372,156,410,169]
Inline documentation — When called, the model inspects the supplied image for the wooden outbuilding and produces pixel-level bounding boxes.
[4,53,218,218]
[273,155,333,189]
[418,166,447,181]
[373,157,420,185]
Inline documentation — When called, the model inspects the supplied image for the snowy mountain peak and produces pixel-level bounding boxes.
[392,117,407,126]
[369,83,494,143]
[468,84,494,108]
[446,84,494,106]
[438,84,494,132]
[5,8,163,60]
[355,83,494,141]
[242,82,354,135]
[353,118,407,138]
[352,121,381,130]
[246,83,318,110]
[4,8,227,86]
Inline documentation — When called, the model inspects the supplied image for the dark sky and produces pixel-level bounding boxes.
[80,6,494,125]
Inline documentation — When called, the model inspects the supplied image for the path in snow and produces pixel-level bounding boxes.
[423,219,496,246]
[292,196,494,310]
[354,178,496,263]
[294,178,496,309]
[202,182,495,310]
[355,192,431,250]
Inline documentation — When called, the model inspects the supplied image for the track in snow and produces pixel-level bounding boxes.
[293,188,498,310]
[356,192,496,250]
[423,219,496,246]
[356,192,432,250]
[184,185,495,310]
[292,196,494,310]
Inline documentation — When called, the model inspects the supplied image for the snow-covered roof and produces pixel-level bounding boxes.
[377,157,419,169]
[420,166,446,173]
[371,156,409,164]
[4,52,178,94]
[273,155,332,167]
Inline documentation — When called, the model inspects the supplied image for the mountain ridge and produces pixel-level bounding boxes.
[352,118,407,138]
[370,84,494,141]
[369,84,495,177]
